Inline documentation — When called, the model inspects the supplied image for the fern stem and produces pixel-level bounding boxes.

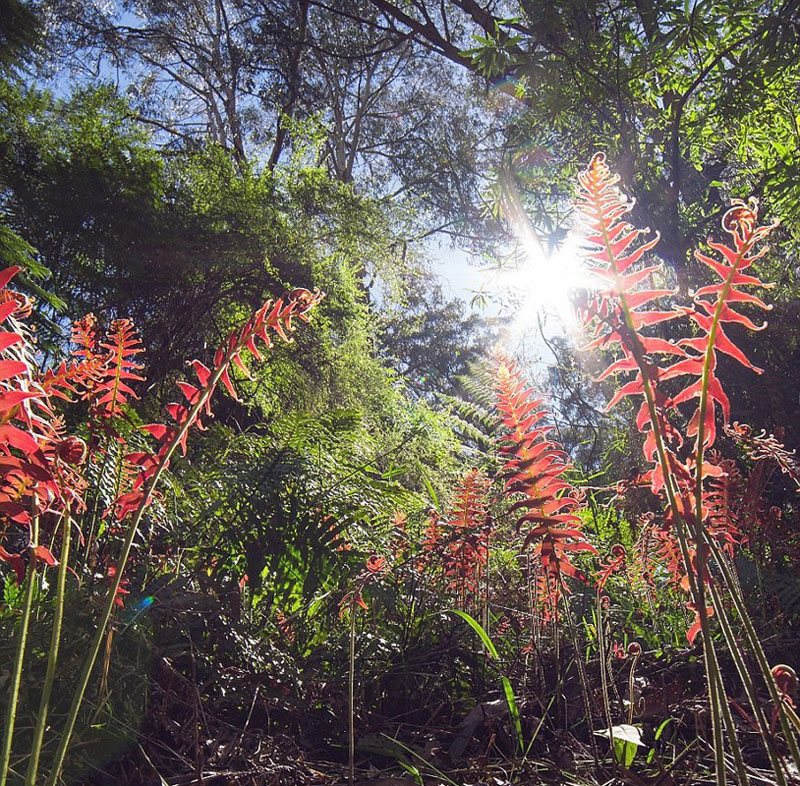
[82,446,112,568]
[348,604,356,786]
[598,212,732,786]
[596,591,615,765]
[705,570,789,783]
[45,330,260,785]
[705,533,800,771]
[563,598,599,768]
[0,514,39,786]
[25,512,72,786]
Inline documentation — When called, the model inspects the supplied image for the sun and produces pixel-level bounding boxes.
[488,173,594,345]
[495,231,594,348]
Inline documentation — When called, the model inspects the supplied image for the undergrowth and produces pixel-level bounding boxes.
[2,155,800,785]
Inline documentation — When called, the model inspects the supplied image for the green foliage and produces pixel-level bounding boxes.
[0,0,39,71]
[184,412,424,614]
[6,5,800,783]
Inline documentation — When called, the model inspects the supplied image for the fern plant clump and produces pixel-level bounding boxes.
[0,263,323,785]
[2,153,800,786]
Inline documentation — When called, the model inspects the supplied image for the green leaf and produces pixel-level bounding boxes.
[654,717,674,740]
[449,609,499,659]
[595,724,644,768]
[421,470,439,508]
[398,760,424,786]
[614,737,638,768]
[501,675,524,753]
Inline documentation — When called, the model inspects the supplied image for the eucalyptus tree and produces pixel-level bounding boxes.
[41,0,497,237]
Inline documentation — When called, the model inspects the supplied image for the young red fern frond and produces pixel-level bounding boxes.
[440,468,491,605]
[703,455,743,555]
[572,154,757,648]
[596,543,626,592]
[0,268,62,523]
[113,288,324,520]
[72,314,99,359]
[493,355,595,600]
[661,199,777,449]
[35,314,106,401]
[628,514,657,608]
[0,268,89,579]
[94,319,145,419]
[575,153,688,499]
[726,422,800,488]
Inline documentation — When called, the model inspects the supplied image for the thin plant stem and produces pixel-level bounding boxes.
[25,511,72,786]
[348,604,356,786]
[82,446,111,568]
[563,598,599,769]
[705,573,789,784]
[627,649,639,726]
[596,592,615,762]
[705,533,800,771]
[0,514,40,786]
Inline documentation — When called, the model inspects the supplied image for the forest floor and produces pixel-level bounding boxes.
[72,629,800,786]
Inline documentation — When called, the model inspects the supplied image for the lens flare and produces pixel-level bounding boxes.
[495,173,595,344]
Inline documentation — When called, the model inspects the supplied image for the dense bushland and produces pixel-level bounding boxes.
[3,151,800,786]
[5,2,800,784]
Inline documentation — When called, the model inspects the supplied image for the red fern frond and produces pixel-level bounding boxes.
[651,526,688,592]
[113,288,324,521]
[0,268,89,583]
[493,355,595,601]
[596,543,626,592]
[574,153,687,496]
[41,359,101,402]
[661,199,777,448]
[703,455,742,555]
[0,267,62,522]
[72,314,99,360]
[94,319,145,419]
[573,154,780,645]
[439,468,491,604]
